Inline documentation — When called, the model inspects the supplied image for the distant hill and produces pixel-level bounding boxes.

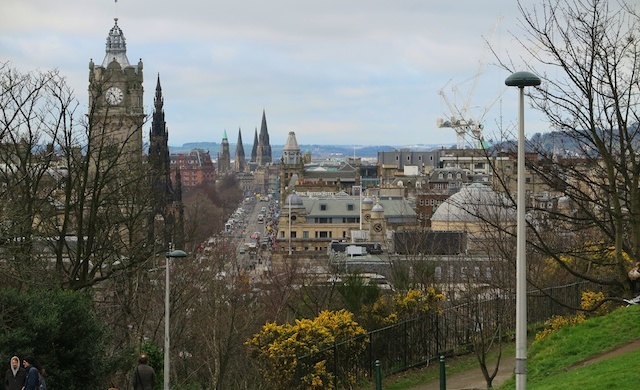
[169,142,452,159]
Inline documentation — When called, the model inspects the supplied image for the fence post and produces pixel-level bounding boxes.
[439,355,446,390]
[435,313,440,355]
[333,343,338,389]
[375,360,382,390]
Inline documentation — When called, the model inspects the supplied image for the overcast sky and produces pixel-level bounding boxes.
[0,0,549,147]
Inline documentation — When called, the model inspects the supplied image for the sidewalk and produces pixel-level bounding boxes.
[408,356,515,390]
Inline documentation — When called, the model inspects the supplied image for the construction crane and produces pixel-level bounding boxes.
[437,16,502,149]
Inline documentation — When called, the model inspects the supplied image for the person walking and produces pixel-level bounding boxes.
[4,356,26,390]
[38,367,47,390]
[133,354,156,390]
[22,357,40,390]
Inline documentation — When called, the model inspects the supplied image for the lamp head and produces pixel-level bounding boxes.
[166,249,188,258]
[505,71,541,87]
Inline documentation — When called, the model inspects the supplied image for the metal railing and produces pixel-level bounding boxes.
[295,281,599,389]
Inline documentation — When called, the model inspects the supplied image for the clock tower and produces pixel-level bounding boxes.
[88,18,144,163]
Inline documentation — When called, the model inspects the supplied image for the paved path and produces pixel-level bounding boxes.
[409,338,640,389]
[408,356,515,390]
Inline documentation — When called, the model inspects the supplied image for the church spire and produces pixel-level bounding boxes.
[251,127,258,163]
[235,128,246,172]
[256,109,272,165]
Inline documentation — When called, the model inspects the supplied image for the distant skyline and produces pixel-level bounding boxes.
[1,0,550,147]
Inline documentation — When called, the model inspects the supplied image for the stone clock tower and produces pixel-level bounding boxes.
[88,18,144,163]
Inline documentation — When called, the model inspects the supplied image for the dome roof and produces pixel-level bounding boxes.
[431,183,515,223]
[372,202,384,212]
[362,196,374,205]
[285,192,303,206]
[102,18,130,67]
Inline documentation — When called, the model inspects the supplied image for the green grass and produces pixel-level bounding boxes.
[357,305,640,389]
[370,342,516,390]
[497,304,640,389]
[531,348,640,390]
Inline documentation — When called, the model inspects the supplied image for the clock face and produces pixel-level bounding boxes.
[373,223,383,232]
[105,86,124,105]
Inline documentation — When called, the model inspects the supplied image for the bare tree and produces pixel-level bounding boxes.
[487,0,640,298]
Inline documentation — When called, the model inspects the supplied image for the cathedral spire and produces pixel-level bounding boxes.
[235,128,246,172]
[256,109,272,165]
[251,127,258,163]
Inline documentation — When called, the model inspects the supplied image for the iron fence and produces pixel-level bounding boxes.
[295,281,600,389]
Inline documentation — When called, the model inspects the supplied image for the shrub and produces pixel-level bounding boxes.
[246,309,366,389]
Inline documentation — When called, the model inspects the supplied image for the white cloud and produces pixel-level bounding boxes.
[0,0,548,146]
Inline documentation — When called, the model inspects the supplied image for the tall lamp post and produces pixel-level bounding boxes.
[164,249,188,390]
[505,71,541,390]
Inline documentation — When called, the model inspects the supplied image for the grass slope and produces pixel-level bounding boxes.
[498,304,640,389]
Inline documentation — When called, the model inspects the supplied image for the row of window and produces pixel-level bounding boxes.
[393,155,435,161]
[434,265,493,280]
[279,230,341,239]
[313,217,360,223]
[419,199,443,207]
[319,204,356,211]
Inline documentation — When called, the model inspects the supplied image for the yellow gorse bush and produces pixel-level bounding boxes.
[534,290,611,341]
[246,309,367,389]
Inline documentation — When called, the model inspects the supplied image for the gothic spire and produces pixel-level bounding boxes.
[151,74,166,137]
[154,74,164,117]
[235,128,246,172]
[257,109,272,165]
[251,127,258,163]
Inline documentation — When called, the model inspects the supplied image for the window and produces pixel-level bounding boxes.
[303,231,309,238]
[395,155,399,161]
[280,231,285,238]
[290,231,296,238]
[435,266,442,279]
[347,204,354,211]
[319,231,329,238]
[320,204,327,211]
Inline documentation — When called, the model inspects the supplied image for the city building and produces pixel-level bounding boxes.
[217,130,231,175]
[170,149,216,189]
[88,18,144,165]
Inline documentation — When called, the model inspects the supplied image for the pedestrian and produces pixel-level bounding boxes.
[22,357,40,390]
[133,354,156,390]
[38,367,47,390]
[4,355,26,390]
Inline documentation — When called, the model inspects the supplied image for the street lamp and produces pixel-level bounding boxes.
[505,71,541,390]
[288,191,292,255]
[164,249,188,390]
